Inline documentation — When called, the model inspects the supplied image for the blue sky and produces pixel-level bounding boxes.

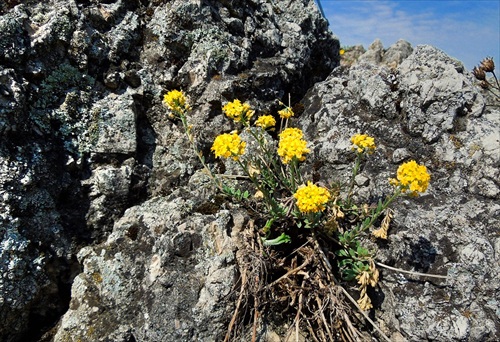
[319,0,500,70]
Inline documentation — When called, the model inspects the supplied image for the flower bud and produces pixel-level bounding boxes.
[473,66,486,81]
[480,80,490,89]
[480,57,495,73]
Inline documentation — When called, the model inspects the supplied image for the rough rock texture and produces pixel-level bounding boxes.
[54,186,244,342]
[0,0,338,341]
[1,0,499,341]
[300,45,499,341]
[355,39,413,67]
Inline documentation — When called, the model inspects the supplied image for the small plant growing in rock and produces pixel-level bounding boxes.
[473,57,500,101]
[163,90,433,340]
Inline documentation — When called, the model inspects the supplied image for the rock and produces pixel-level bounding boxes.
[399,45,481,143]
[340,45,366,66]
[351,39,413,67]
[0,6,29,66]
[53,191,238,342]
[2,0,498,341]
[299,44,499,341]
[91,92,137,155]
[383,39,413,66]
[358,38,384,65]
[0,67,27,135]
[0,0,338,340]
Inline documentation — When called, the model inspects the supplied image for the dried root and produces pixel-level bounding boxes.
[225,220,390,342]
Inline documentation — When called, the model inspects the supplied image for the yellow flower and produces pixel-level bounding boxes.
[390,160,430,196]
[277,127,310,164]
[340,49,345,55]
[278,107,294,119]
[255,115,276,129]
[279,127,303,139]
[222,99,254,123]
[293,181,330,214]
[211,133,246,160]
[163,90,190,114]
[351,134,376,154]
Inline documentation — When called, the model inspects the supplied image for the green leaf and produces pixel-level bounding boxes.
[338,259,353,269]
[357,245,369,257]
[377,199,383,212]
[343,270,357,281]
[355,261,369,271]
[262,233,292,246]
[337,249,349,257]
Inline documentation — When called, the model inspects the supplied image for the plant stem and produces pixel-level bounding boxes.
[344,188,401,246]
[360,189,401,233]
[247,127,288,190]
[179,113,223,191]
[375,261,448,279]
[491,70,500,90]
[346,153,362,204]
[236,159,281,215]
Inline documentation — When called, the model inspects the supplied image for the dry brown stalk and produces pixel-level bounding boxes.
[266,255,312,289]
[315,295,334,340]
[224,267,247,342]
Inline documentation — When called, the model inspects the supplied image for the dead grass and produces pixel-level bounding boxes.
[225,219,388,342]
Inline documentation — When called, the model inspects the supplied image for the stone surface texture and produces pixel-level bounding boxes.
[1,0,499,341]
[1,0,337,341]
[300,45,499,341]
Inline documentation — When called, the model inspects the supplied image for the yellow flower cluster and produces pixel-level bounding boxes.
[223,99,254,123]
[211,133,246,160]
[278,107,294,119]
[163,90,190,114]
[351,134,376,154]
[293,181,331,214]
[390,160,430,196]
[255,115,276,129]
[277,127,310,164]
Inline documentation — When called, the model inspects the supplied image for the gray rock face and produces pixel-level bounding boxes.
[358,38,384,65]
[1,0,498,341]
[300,45,499,341]
[54,189,240,342]
[0,0,337,340]
[357,39,413,67]
[383,39,413,65]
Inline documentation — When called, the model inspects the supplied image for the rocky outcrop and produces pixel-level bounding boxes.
[300,45,499,340]
[345,39,413,67]
[0,0,337,340]
[1,1,499,342]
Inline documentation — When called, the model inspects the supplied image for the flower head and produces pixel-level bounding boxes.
[390,160,430,196]
[211,133,246,160]
[473,66,486,81]
[278,107,294,119]
[480,57,495,73]
[163,90,190,114]
[223,99,254,123]
[277,127,310,164]
[255,115,276,130]
[293,181,331,214]
[351,134,376,154]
